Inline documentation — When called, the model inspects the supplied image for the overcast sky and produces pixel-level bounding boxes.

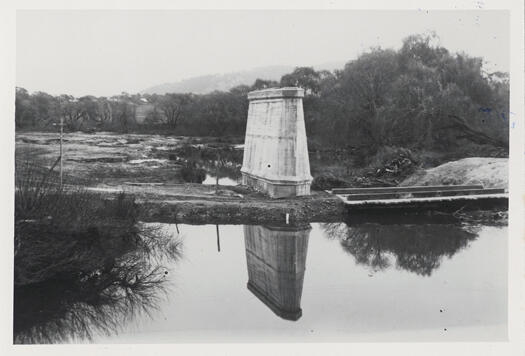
[16,10,509,97]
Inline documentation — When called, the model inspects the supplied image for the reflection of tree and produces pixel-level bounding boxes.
[13,224,182,344]
[322,222,479,276]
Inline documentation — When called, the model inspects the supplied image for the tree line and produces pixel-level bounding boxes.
[16,33,509,158]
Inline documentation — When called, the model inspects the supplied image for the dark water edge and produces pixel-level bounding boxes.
[13,219,507,344]
[137,193,346,225]
[139,199,507,227]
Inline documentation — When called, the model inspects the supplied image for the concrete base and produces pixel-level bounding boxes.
[242,172,310,199]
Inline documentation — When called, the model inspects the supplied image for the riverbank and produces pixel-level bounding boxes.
[16,131,507,225]
[89,183,345,225]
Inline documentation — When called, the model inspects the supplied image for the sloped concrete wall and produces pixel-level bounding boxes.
[241,87,312,198]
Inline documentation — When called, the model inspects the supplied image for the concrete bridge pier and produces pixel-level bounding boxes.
[241,87,313,198]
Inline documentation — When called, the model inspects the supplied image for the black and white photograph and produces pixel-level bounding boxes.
[1,1,524,354]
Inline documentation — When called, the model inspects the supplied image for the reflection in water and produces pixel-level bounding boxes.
[14,220,505,343]
[13,225,182,344]
[244,224,311,321]
[322,222,480,276]
[242,221,480,322]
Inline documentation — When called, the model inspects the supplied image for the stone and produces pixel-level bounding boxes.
[241,87,312,198]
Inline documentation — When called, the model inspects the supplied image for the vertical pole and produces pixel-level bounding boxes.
[59,116,63,188]
[216,224,220,252]
[215,152,220,194]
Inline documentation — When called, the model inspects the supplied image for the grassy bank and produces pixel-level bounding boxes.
[14,160,182,343]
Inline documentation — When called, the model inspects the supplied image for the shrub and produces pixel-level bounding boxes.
[365,146,419,181]
[14,159,182,343]
[179,160,206,183]
[14,159,177,285]
[311,173,350,191]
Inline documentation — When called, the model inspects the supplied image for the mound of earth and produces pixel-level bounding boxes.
[400,157,508,189]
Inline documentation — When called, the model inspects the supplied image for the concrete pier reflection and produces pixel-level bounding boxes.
[243,224,311,321]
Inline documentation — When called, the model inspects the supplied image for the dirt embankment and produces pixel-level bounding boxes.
[17,132,344,224]
[17,132,506,224]
[91,183,345,225]
[90,156,509,224]
[401,157,508,190]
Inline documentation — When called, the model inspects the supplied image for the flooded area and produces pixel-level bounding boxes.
[15,132,243,186]
[202,174,240,186]
[14,221,507,343]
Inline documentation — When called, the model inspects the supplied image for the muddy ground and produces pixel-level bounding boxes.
[16,131,345,224]
[94,183,344,225]
[17,131,194,184]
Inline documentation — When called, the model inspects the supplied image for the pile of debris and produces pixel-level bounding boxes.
[369,151,418,184]
[311,173,350,191]
[312,148,419,190]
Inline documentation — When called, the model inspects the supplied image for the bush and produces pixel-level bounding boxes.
[14,211,182,343]
[14,159,173,286]
[14,159,182,343]
[15,159,139,225]
[179,160,206,183]
[365,146,419,181]
[311,173,350,191]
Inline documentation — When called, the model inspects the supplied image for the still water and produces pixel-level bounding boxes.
[15,222,507,343]
[202,174,239,186]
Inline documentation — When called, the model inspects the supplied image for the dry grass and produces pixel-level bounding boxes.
[14,157,183,343]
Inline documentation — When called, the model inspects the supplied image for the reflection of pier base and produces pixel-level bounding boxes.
[244,224,310,321]
[247,281,302,320]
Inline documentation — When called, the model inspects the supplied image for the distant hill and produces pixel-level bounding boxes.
[141,62,346,95]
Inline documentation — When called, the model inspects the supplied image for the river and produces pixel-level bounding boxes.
[14,221,507,343]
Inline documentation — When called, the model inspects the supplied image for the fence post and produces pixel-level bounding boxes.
[59,116,64,188]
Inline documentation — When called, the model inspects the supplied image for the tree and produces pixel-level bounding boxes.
[58,95,84,131]
[77,96,100,129]
[94,98,113,128]
[110,100,135,132]
[251,78,279,90]
[229,85,251,96]
[336,48,400,149]
[30,91,59,128]
[14,32,509,161]
[158,93,192,129]
[280,67,323,95]
[15,87,34,129]
[197,92,243,136]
